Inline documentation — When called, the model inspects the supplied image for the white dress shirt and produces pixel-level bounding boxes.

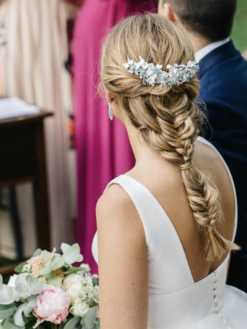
[195,38,230,62]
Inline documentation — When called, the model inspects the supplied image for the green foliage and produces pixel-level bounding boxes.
[0,305,17,320]
[51,258,65,271]
[84,307,98,329]
[47,277,62,288]
[2,318,25,329]
[231,0,247,52]
[64,317,82,329]
[15,263,27,274]
[32,249,42,257]
[62,244,83,265]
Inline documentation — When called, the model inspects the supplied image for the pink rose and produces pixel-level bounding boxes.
[24,253,55,277]
[33,285,71,328]
[24,255,45,277]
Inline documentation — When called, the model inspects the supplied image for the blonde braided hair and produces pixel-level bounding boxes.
[101,13,239,260]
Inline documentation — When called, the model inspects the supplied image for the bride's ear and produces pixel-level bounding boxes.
[163,3,177,23]
[106,89,117,104]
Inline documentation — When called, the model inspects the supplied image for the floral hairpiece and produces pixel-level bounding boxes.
[123,56,199,87]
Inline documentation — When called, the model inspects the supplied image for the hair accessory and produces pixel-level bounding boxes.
[108,103,113,120]
[123,56,199,87]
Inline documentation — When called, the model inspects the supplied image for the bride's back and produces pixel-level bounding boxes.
[126,137,236,282]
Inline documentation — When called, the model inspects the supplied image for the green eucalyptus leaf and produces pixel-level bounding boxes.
[0,275,3,288]
[15,284,28,293]
[84,307,97,329]
[14,263,27,274]
[64,317,81,329]
[0,305,17,319]
[42,251,50,263]
[32,249,42,257]
[44,260,51,269]
[80,317,85,326]
[63,244,81,265]
[27,297,37,309]
[15,274,27,286]
[51,258,65,271]
[36,267,51,276]
[21,311,35,326]
[2,317,24,329]
[23,304,33,318]
[76,255,84,263]
[44,273,52,280]
[26,276,33,285]
[62,267,84,275]
[13,304,27,327]
[47,277,62,287]
[36,325,47,329]
[29,281,43,295]
[61,243,71,254]
[0,286,16,305]
[59,323,66,329]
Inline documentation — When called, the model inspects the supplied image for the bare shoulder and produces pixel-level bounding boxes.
[96,184,137,221]
[96,183,145,241]
[96,183,148,329]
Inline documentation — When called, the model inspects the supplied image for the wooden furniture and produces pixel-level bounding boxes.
[0,111,53,277]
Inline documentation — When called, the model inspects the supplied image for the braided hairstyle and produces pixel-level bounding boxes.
[101,13,239,261]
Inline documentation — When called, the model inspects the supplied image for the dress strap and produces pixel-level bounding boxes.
[105,174,195,292]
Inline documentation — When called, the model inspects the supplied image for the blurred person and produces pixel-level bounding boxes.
[74,0,157,273]
[159,0,247,293]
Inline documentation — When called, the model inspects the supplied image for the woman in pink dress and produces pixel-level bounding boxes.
[74,0,157,273]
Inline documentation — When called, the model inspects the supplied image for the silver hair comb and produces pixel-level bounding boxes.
[123,56,199,87]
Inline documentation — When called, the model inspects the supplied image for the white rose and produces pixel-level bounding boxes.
[67,286,87,304]
[63,274,83,291]
[80,264,91,272]
[81,276,93,287]
[70,301,89,317]
[8,274,18,287]
[93,286,99,304]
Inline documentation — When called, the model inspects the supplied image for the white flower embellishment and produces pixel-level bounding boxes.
[123,56,199,87]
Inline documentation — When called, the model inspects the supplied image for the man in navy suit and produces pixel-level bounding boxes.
[159,0,247,292]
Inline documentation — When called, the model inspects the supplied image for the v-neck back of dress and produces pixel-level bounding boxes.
[91,137,247,329]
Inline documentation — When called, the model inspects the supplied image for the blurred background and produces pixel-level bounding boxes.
[0,0,246,279]
[232,0,247,54]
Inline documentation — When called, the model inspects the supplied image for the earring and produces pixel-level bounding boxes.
[108,103,113,121]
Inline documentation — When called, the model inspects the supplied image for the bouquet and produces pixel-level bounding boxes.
[0,244,100,329]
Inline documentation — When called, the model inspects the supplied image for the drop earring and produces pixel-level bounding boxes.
[108,103,113,121]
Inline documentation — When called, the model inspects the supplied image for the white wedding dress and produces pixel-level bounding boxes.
[92,137,247,329]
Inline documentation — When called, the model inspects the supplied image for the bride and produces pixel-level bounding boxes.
[92,13,247,329]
